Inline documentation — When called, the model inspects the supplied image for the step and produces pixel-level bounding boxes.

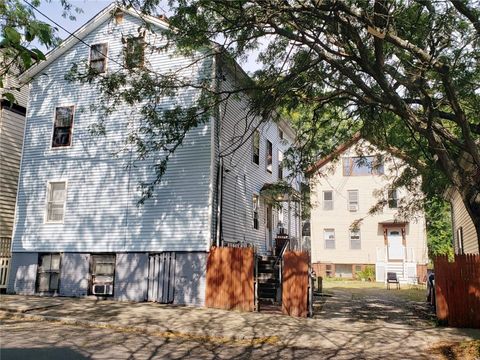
[258,283,277,291]
[257,274,277,281]
[260,255,276,261]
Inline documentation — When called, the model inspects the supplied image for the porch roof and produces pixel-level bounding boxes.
[260,182,301,202]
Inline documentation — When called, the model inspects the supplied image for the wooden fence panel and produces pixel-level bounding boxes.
[205,247,254,312]
[434,254,480,328]
[282,251,309,317]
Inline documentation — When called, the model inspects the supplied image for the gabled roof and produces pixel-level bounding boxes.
[19,3,169,82]
[307,133,362,175]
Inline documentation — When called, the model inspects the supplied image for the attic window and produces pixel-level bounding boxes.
[114,9,124,24]
[125,37,145,69]
[90,43,108,73]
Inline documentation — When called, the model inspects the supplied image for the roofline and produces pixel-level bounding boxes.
[19,4,169,82]
[306,132,362,175]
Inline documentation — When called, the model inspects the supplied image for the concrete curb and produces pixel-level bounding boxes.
[0,310,280,346]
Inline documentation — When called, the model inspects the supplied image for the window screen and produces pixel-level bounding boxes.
[324,229,335,249]
[46,182,66,222]
[323,191,333,210]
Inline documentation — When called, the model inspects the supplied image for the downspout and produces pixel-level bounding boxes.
[216,159,224,247]
[214,52,223,248]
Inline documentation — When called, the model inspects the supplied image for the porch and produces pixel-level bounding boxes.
[375,245,418,284]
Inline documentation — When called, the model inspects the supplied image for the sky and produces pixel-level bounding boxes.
[35,0,261,73]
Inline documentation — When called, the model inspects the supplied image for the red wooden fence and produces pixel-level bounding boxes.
[282,251,309,317]
[434,254,480,328]
[205,247,254,312]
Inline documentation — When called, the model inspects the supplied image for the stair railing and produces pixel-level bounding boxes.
[275,238,290,304]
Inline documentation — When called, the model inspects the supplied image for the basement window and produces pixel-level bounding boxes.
[37,253,61,293]
[91,255,115,296]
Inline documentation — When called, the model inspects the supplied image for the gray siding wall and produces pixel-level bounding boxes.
[59,253,90,297]
[114,253,148,302]
[7,252,38,294]
[217,67,301,252]
[173,252,207,306]
[12,13,214,253]
[0,108,26,239]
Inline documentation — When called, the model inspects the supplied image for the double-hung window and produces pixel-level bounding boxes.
[252,131,260,165]
[125,36,145,69]
[388,189,398,208]
[52,106,74,148]
[46,181,67,223]
[253,194,259,229]
[90,43,108,73]
[278,150,284,180]
[91,255,115,296]
[350,230,361,249]
[37,253,61,293]
[266,140,273,173]
[348,190,359,211]
[323,191,333,210]
[324,229,335,249]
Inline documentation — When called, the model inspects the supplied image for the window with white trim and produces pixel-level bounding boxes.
[348,190,359,211]
[90,43,108,73]
[252,131,260,165]
[278,150,284,180]
[91,254,115,296]
[388,189,398,208]
[253,194,259,229]
[52,106,74,148]
[350,229,361,249]
[323,191,333,210]
[37,253,61,293]
[46,181,67,223]
[266,140,273,173]
[324,229,335,249]
[278,129,284,140]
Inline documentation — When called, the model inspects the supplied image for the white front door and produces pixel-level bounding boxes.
[387,229,404,260]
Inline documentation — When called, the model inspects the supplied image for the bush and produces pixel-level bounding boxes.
[356,265,375,281]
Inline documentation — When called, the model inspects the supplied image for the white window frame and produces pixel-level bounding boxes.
[388,189,398,208]
[252,130,260,166]
[253,194,260,230]
[347,190,359,212]
[323,190,333,210]
[349,229,361,250]
[44,180,68,224]
[278,150,284,180]
[50,105,75,150]
[266,139,273,173]
[324,229,335,249]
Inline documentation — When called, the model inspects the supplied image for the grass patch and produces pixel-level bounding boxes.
[431,340,480,360]
[322,280,427,302]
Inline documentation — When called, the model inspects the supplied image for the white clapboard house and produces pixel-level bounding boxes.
[8,4,302,306]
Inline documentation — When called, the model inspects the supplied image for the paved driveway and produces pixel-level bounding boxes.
[1,285,478,359]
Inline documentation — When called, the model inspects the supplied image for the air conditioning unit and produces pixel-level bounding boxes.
[92,283,113,295]
[348,204,358,211]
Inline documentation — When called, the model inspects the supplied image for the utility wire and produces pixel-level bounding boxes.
[22,0,131,72]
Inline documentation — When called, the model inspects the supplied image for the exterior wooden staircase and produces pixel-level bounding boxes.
[257,255,279,303]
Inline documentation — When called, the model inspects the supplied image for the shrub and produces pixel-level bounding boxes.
[356,265,375,281]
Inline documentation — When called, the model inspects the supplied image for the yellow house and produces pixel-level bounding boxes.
[309,137,428,283]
